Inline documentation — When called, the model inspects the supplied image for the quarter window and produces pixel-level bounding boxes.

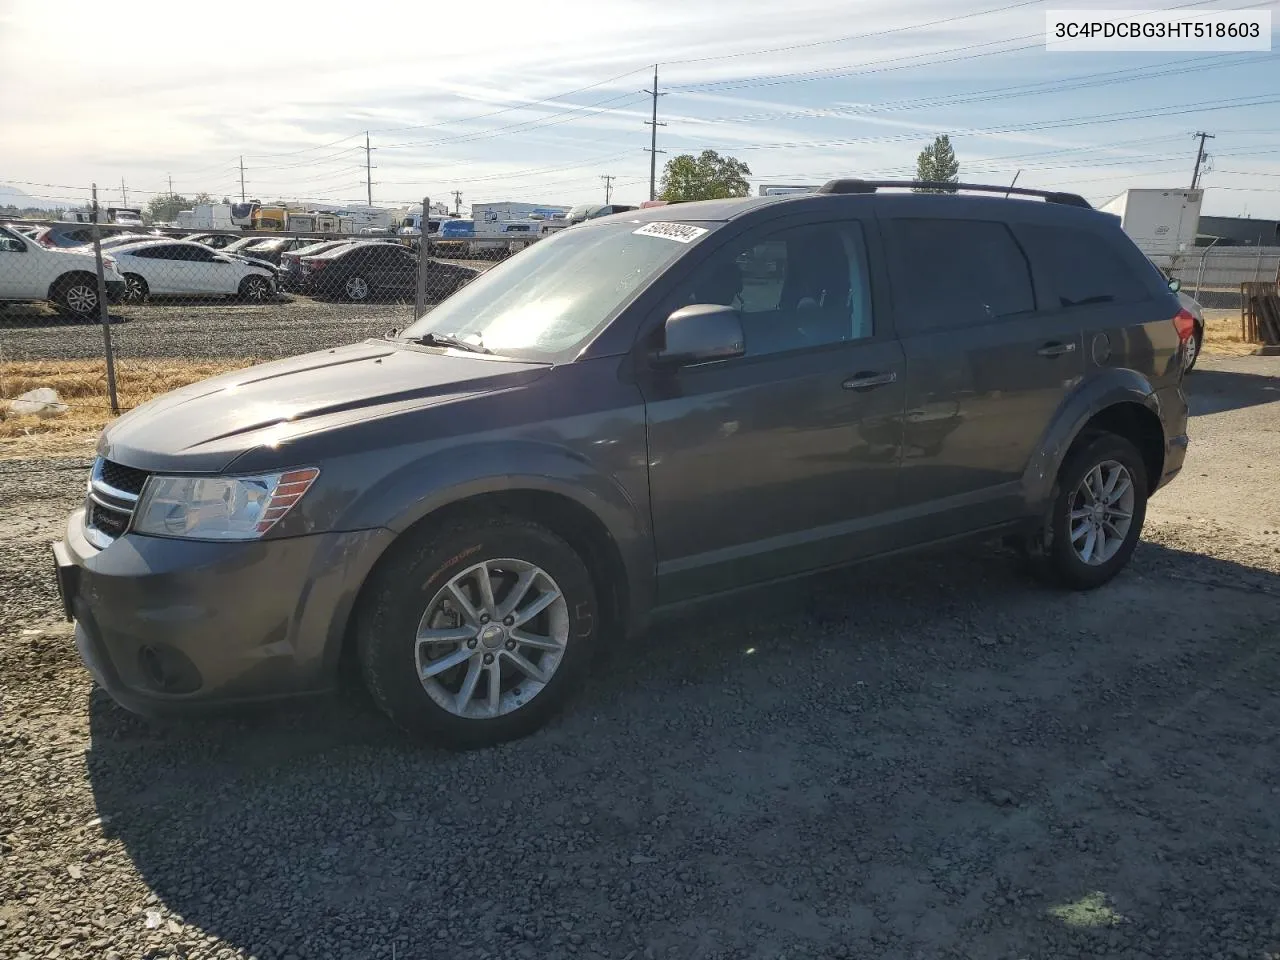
[1017,224,1150,308]
[885,218,1036,334]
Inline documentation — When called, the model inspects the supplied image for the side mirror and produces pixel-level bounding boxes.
[653,304,745,367]
[1168,277,1182,293]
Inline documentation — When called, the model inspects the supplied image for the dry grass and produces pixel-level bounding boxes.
[1201,308,1262,358]
[0,358,252,458]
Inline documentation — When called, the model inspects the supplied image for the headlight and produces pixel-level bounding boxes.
[132,468,319,540]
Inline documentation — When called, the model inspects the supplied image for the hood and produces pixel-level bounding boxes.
[98,339,551,473]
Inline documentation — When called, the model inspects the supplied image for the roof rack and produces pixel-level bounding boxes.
[815,179,1092,209]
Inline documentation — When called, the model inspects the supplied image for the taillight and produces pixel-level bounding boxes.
[1173,307,1196,343]
[308,260,327,271]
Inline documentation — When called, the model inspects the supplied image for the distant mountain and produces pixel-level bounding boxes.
[0,183,67,211]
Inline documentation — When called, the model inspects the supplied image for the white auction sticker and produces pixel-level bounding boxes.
[1046,10,1271,51]
[633,222,709,243]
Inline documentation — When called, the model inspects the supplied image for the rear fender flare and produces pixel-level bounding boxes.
[1021,368,1162,510]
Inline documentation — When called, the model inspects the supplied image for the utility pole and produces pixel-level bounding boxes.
[1190,131,1215,189]
[643,64,667,202]
[120,178,128,207]
[364,132,377,206]
[167,174,174,197]
[452,190,463,217]
[239,156,246,202]
[601,174,615,204]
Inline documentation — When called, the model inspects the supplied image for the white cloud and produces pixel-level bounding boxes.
[1,0,1277,214]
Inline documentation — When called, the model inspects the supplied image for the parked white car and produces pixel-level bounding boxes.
[0,224,126,317]
[110,239,276,302]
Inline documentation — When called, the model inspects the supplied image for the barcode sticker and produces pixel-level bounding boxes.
[633,222,709,243]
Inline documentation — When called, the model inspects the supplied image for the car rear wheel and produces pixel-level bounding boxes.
[55,277,100,317]
[1184,323,1203,373]
[357,515,598,749]
[123,274,148,303]
[238,275,271,302]
[1018,432,1148,590]
[344,275,371,301]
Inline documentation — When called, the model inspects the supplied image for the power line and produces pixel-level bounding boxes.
[601,174,615,203]
[665,0,1046,66]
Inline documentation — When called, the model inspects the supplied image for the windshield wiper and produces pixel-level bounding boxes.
[406,331,491,354]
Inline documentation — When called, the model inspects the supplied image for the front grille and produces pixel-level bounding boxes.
[85,457,149,548]
[88,502,129,539]
[98,459,148,496]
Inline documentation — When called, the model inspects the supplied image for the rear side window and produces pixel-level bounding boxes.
[885,218,1035,334]
[1017,224,1150,308]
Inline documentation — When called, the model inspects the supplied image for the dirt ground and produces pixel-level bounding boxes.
[0,356,1278,960]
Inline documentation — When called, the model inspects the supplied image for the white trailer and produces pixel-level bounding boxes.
[1099,188,1203,263]
[176,204,240,231]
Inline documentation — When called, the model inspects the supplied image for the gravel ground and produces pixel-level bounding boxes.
[1,357,1279,960]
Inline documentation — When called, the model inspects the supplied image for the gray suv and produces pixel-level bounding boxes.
[53,180,1194,747]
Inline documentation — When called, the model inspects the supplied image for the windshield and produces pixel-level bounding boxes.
[399,219,710,361]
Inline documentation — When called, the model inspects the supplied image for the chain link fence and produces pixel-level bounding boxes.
[1,194,501,448]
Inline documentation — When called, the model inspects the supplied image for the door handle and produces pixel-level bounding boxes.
[1036,341,1077,357]
[842,371,898,391]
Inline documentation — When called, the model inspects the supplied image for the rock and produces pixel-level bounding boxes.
[7,388,68,419]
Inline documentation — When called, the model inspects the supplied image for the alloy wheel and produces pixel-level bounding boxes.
[345,276,370,300]
[414,558,569,720]
[65,284,98,314]
[1068,459,1135,565]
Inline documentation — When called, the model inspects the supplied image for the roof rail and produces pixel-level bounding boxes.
[815,179,1092,209]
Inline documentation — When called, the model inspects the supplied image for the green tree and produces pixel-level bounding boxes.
[914,135,960,193]
[659,149,752,202]
[145,192,189,223]
[192,191,215,205]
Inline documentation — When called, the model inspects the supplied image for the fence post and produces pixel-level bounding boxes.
[414,195,431,322]
[90,184,120,415]
[1253,238,1264,283]
[1193,237,1219,299]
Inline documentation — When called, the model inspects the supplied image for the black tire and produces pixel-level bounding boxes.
[54,275,100,317]
[238,275,271,302]
[356,514,598,749]
[1184,323,1203,373]
[1019,432,1148,590]
[123,273,148,303]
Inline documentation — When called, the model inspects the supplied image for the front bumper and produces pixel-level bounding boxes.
[54,509,394,716]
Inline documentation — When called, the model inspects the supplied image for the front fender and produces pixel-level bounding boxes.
[333,438,655,625]
[1021,368,1161,509]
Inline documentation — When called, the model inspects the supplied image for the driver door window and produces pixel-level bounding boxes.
[675,220,874,357]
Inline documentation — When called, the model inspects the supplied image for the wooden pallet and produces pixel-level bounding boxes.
[1240,282,1280,345]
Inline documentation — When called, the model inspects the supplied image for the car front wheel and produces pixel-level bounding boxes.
[56,278,100,317]
[1019,432,1149,590]
[238,275,271,302]
[357,515,598,748]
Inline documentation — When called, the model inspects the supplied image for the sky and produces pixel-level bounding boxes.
[1,0,1278,218]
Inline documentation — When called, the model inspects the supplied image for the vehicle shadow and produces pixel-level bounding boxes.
[84,538,1280,959]
[0,303,127,327]
[1188,364,1280,415]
